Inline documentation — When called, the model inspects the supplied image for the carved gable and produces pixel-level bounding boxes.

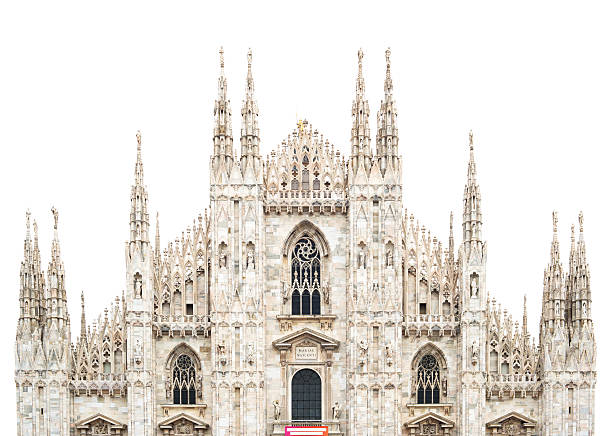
[75,414,126,435]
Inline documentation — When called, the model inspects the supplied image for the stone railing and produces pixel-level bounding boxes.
[264,191,348,215]
[69,373,127,396]
[271,421,343,435]
[153,314,210,337]
[403,314,458,337]
[486,373,540,399]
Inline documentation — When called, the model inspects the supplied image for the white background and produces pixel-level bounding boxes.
[1,0,610,433]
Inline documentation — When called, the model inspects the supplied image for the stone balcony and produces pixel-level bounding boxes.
[403,314,458,337]
[264,191,348,215]
[486,373,540,399]
[270,421,343,435]
[70,373,127,397]
[152,314,211,337]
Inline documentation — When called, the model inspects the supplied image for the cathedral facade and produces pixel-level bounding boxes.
[14,49,596,436]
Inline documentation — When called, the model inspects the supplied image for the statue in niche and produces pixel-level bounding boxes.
[470,274,479,298]
[471,341,479,366]
[197,374,203,397]
[219,246,227,269]
[332,401,342,419]
[134,337,143,366]
[273,400,281,421]
[197,254,205,271]
[385,342,394,366]
[358,246,367,269]
[385,247,393,268]
[358,339,368,364]
[582,301,587,317]
[322,282,330,304]
[218,340,227,365]
[555,301,560,317]
[185,264,193,280]
[246,246,255,269]
[134,275,142,298]
[165,378,171,399]
[247,343,255,365]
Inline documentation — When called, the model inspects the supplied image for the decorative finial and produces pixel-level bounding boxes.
[449,211,453,230]
[81,290,85,307]
[136,130,142,149]
[247,48,252,69]
[469,130,474,149]
[579,211,584,232]
[219,46,224,69]
[51,207,59,230]
[357,48,364,77]
[552,210,558,233]
[385,47,391,77]
[571,224,575,242]
[26,209,31,231]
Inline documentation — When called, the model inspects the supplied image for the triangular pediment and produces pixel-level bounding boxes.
[75,413,125,429]
[486,411,536,428]
[158,412,209,429]
[404,411,455,429]
[272,327,340,351]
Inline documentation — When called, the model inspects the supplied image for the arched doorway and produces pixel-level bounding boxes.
[291,369,321,421]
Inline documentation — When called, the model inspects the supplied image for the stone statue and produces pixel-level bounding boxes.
[471,341,479,365]
[470,275,479,298]
[322,282,330,304]
[134,275,142,298]
[218,340,227,365]
[134,337,143,366]
[247,343,255,365]
[332,401,342,419]
[273,400,281,421]
[358,246,367,269]
[246,247,255,269]
[358,339,368,360]
[385,342,394,365]
[281,281,289,303]
[386,247,393,268]
[219,246,227,268]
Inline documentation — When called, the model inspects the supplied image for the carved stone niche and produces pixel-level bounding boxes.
[404,412,455,436]
[74,414,126,435]
[485,412,536,435]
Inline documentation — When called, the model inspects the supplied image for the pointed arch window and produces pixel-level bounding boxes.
[417,355,441,404]
[172,354,196,405]
[291,237,321,315]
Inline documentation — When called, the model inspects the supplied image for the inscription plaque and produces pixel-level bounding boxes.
[295,346,317,360]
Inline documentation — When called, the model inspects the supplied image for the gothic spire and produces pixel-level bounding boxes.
[462,131,483,247]
[540,211,566,339]
[47,207,68,326]
[18,210,44,328]
[448,211,455,262]
[129,130,150,250]
[376,48,399,175]
[351,48,372,174]
[154,211,161,264]
[80,291,87,343]
[240,48,261,172]
[574,212,592,328]
[213,46,234,177]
